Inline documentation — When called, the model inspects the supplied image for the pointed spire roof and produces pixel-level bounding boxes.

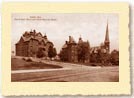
[104,21,110,43]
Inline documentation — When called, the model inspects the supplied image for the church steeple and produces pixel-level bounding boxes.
[104,20,110,53]
[104,21,109,43]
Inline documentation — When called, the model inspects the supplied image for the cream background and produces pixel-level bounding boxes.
[2,3,130,95]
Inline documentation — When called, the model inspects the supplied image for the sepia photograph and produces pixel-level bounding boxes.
[11,13,119,82]
[2,3,130,95]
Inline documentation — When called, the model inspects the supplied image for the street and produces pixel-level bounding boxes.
[11,58,119,82]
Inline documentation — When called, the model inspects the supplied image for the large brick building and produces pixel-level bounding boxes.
[60,22,110,63]
[59,36,90,63]
[59,36,79,62]
[15,30,54,57]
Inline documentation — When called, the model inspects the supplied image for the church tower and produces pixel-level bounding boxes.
[104,21,110,53]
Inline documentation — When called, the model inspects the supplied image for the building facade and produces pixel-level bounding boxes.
[60,36,90,63]
[16,30,54,57]
[60,36,78,62]
[60,22,110,63]
[90,22,110,63]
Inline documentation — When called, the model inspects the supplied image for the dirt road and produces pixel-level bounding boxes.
[12,65,118,82]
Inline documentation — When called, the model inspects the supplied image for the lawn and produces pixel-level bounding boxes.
[11,58,62,70]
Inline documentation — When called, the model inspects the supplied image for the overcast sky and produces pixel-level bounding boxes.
[12,13,119,53]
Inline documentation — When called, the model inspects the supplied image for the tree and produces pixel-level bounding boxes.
[59,49,68,61]
[48,46,57,59]
[110,50,119,65]
[36,48,45,58]
[53,48,57,57]
[77,43,90,63]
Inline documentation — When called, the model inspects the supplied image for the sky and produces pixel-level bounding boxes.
[12,13,119,53]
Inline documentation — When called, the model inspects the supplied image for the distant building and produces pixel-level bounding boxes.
[15,30,54,57]
[60,36,79,62]
[60,36,90,63]
[90,22,110,54]
[90,22,110,63]
[60,22,110,63]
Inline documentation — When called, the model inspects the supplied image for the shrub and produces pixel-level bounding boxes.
[37,48,45,58]
[22,58,26,61]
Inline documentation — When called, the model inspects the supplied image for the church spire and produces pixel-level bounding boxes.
[104,20,110,53]
[104,21,109,43]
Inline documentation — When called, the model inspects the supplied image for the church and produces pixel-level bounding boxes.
[59,22,110,63]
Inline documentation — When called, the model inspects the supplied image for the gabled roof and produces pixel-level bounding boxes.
[16,30,53,45]
[62,43,68,49]
[90,46,107,54]
[90,46,100,53]
[36,32,42,36]
[22,36,33,42]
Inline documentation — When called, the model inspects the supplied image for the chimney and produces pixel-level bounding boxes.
[44,33,47,39]
[33,29,36,33]
[65,41,68,44]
